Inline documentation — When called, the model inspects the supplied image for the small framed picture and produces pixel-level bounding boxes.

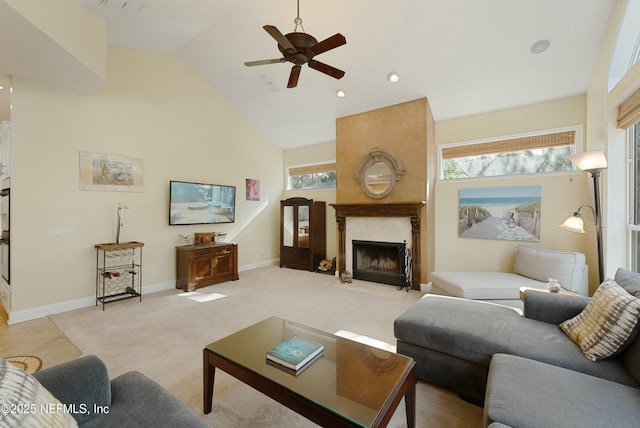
[246,178,260,201]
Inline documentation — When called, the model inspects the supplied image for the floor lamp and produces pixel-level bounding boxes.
[558,151,607,284]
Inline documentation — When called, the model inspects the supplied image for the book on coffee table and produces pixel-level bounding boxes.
[266,336,324,373]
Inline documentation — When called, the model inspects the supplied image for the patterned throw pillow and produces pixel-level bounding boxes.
[0,359,79,427]
[560,279,640,361]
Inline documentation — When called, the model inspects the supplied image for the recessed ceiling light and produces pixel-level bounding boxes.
[336,89,346,98]
[0,85,4,90]
[530,39,550,54]
[387,72,400,83]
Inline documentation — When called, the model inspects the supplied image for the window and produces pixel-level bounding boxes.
[287,162,336,190]
[620,85,640,272]
[629,123,640,271]
[439,128,579,180]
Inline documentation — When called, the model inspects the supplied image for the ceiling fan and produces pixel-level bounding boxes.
[244,0,346,88]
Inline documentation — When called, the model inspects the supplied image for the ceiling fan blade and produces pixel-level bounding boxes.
[244,58,286,67]
[308,60,345,80]
[309,33,346,56]
[263,25,296,54]
[287,65,302,88]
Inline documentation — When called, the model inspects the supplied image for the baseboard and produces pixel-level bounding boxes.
[7,262,280,324]
[239,258,279,272]
[8,296,96,325]
[7,280,175,325]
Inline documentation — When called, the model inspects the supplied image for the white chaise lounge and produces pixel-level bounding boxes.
[429,245,589,309]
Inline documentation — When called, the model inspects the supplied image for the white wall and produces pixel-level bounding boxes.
[602,0,640,277]
[434,96,591,285]
[586,0,626,283]
[9,48,283,320]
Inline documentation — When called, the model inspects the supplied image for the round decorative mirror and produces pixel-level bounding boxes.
[353,148,405,199]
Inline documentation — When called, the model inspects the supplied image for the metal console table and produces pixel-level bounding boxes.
[95,241,143,310]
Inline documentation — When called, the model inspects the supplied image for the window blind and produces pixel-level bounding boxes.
[617,87,640,129]
[441,131,576,160]
[288,162,336,176]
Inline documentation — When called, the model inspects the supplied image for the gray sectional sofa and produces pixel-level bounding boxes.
[394,268,640,427]
[31,355,209,427]
[429,245,589,309]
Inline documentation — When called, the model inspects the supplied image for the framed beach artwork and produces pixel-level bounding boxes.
[459,186,541,241]
[79,151,144,192]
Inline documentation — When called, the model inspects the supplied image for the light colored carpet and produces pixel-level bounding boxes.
[50,265,483,427]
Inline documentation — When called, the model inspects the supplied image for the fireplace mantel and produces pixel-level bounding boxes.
[330,202,426,290]
[330,202,425,218]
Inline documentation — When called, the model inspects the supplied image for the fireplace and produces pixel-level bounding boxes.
[330,202,425,290]
[352,240,410,287]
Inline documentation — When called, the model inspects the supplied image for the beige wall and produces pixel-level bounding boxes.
[282,141,337,261]
[434,96,593,288]
[9,48,283,318]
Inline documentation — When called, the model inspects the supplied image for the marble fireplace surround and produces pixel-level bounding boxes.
[330,202,425,290]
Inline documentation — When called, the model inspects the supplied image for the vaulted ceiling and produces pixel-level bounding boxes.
[13,1,625,148]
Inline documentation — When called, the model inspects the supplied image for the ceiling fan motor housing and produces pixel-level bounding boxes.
[245,24,345,88]
[279,32,318,65]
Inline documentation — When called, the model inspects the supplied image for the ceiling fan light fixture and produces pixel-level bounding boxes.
[387,72,400,83]
[336,89,346,98]
[244,0,346,89]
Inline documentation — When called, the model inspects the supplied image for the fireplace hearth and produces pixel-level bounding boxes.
[352,240,410,287]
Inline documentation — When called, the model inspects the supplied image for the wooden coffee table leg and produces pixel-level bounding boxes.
[404,366,416,428]
[203,348,216,414]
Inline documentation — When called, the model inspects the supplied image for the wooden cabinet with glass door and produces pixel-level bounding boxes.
[280,197,326,271]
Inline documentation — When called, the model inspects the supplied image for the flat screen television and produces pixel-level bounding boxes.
[169,180,236,225]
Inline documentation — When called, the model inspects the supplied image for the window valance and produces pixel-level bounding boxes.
[288,162,336,177]
[618,86,640,129]
[441,131,575,160]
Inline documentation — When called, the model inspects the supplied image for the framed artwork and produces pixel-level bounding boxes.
[79,151,144,192]
[459,185,541,241]
[246,178,260,201]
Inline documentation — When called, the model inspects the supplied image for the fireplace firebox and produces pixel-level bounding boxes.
[352,240,410,287]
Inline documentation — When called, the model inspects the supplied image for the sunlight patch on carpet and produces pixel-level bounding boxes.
[176,292,227,303]
[334,330,396,352]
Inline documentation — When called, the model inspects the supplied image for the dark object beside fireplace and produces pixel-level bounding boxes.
[280,197,326,271]
[352,240,408,287]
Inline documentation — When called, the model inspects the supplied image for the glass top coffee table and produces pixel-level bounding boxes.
[203,316,416,427]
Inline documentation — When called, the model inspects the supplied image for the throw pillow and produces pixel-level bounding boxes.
[0,358,79,427]
[560,279,640,361]
[614,267,640,297]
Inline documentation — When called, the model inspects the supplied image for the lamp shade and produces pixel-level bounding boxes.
[558,213,586,233]
[567,150,608,172]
